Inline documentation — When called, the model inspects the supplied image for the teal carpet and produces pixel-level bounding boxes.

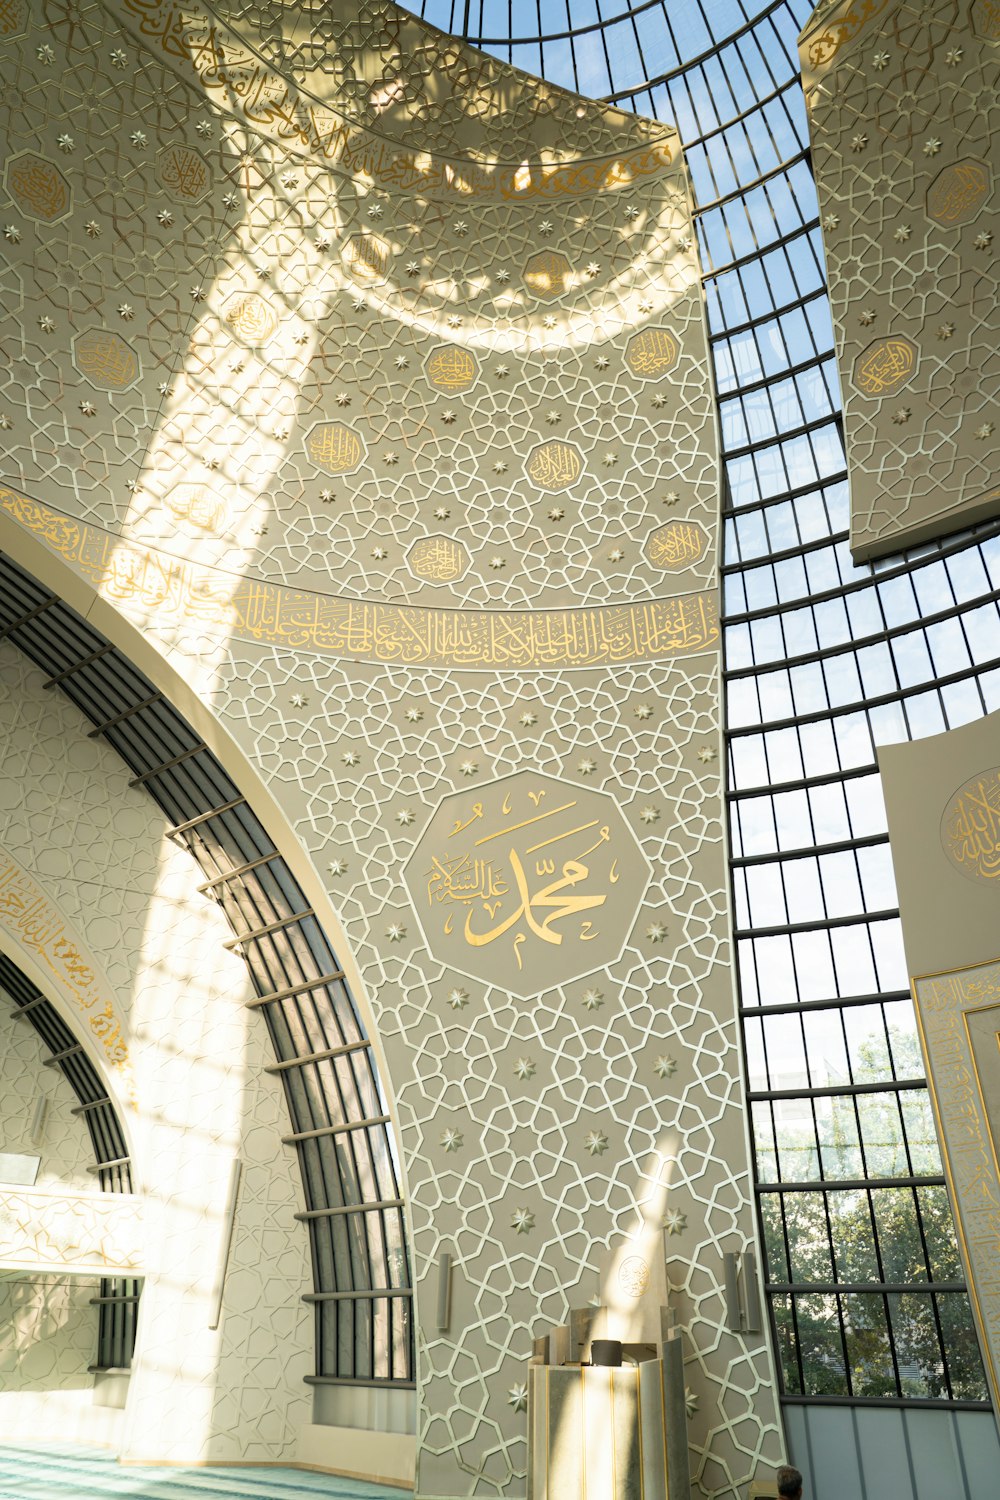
[0,1447,411,1500]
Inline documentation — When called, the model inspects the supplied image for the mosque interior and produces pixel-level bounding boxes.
[0,1,997,1498]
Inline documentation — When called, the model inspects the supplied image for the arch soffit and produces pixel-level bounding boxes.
[0,516,397,1156]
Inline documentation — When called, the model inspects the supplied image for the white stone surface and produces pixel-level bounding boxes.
[0,642,311,1460]
[0,997,94,1191]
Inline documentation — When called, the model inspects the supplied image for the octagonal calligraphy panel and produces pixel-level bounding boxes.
[403,771,651,999]
[925,158,991,227]
[523,440,584,492]
[644,519,708,570]
[4,151,71,222]
[223,291,279,347]
[625,327,679,379]
[424,345,480,394]
[852,334,918,399]
[304,421,366,476]
[73,329,141,392]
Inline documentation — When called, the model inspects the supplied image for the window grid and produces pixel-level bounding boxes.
[421,0,995,1407]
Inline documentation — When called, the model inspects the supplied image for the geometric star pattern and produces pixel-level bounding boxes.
[800,0,1000,560]
[0,1,781,1494]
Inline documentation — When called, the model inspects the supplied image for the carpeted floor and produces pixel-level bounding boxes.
[0,1448,411,1500]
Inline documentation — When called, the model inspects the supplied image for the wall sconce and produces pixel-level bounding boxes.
[436,1249,452,1332]
[29,1095,48,1146]
[724,1249,762,1334]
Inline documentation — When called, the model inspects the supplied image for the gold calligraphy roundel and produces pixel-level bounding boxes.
[971,0,1000,39]
[343,232,390,285]
[304,421,367,476]
[164,482,229,536]
[941,769,1000,884]
[407,535,471,583]
[424,345,480,394]
[73,330,141,392]
[852,336,918,399]
[524,440,584,493]
[618,1256,651,1298]
[644,520,708,571]
[156,144,211,203]
[223,291,279,347]
[926,159,991,228]
[625,327,679,380]
[0,0,28,37]
[523,250,572,299]
[403,771,652,999]
[4,152,71,223]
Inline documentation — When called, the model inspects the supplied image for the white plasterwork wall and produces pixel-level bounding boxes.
[0,638,311,1460]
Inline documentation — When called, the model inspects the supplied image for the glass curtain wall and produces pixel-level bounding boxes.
[411,0,997,1412]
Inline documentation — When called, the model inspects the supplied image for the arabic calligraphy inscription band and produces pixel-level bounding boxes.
[0,488,720,670]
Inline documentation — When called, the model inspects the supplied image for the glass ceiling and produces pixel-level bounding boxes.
[411,0,782,97]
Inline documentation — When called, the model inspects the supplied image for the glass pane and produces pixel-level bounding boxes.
[759,1194,790,1281]
[762,1011,808,1090]
[815,1095,863,1179]
[842,1293,895,1396]
[774,1099,820,1180]
[801,1007,849,1088]
[917,1185,962,1283]
[884,999,923,1078]
[872,1187,927,1283]
[887,1292,946,1398]
[843,1004,890,1081]
[827,1189,879,1284]
[937,1293,989,1401]
[900,1090,943,1174]
[856,1092,907,1176]
[796,1293,848,1395]
[784,1191,834,1284]
[753,1101,779,1181]
[772,1293,802,1393]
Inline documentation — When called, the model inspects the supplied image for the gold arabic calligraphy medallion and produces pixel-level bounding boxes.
[941,769,1000,883]
[403,771,651,997]
[852,336,918,399]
